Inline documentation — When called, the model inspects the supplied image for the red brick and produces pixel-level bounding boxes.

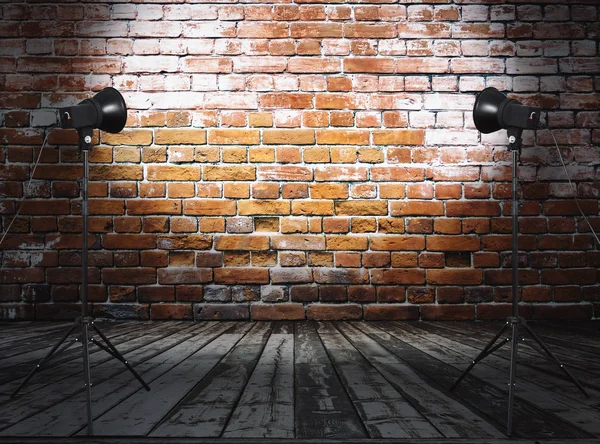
[291,23,342,38]
[446,201,501,217]
[196,304,249,320]
[184,200,236,216]
[260,93,313,109]
[371,167,424,182]
[214,268,269,284]
[157,235,212,250]
[288,58,341,73]
[363,305,419,321]
[215,235,270,251]
[421,305,475,321]
[344,58,395,73]
[139,286,175,302]
[426,236,480,251]
[532,304,593,320]
[251,303,305,320]
[371,236,425,251]
[477,304,533,320]
[127,200,182,215]
[103,234,156,249]
[158,268,212,284]
[371,269,425,284]
[377,286,406,303]
[102,268,156,285]
[150,303,193,320]
[306,304,362,320]
[290,286,318,302]
[428,269,482,285]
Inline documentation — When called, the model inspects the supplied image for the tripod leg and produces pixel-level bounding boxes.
[450,322,508,391]
[91,324,150,391]
[55,338,80,357]
[523,323,589,397]
[82,320,93,435]
[10,323,78,398]
[479,336,510,361]
[89,337,119,360]
[507,321,519,436]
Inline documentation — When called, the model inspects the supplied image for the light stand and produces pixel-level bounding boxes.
[450,89,589,436]
[10,89,150,435]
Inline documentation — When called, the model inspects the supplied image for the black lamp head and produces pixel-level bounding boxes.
[59,87,127,134]
[473,87,541,134]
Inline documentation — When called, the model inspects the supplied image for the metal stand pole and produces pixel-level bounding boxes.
[450,131,588,437]
[81,149,94,435]
[10,138,150,435]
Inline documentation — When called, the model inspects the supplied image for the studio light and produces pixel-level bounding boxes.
[473,87,541,134]
[59,87,128,151]
[451,87,588,436]
[12,87,149,435]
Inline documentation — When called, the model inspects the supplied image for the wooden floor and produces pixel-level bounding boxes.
[0,320,599,444]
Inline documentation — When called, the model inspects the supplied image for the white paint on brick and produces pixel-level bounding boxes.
[150,92,204,110]
[409,111,436,128]
[192,74,218,91]
[122,56,180,74]
[426,129,479,146]
[461,6,489,22]
[136,5,164,21]
[112,4,136,20]
[75,21,128,37]
[424,93,474,110]
[31,110,58,127]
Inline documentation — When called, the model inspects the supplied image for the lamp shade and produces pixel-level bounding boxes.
[93,87,127,134]
[59,87,127,134]
[473,87,508,134]
[472,87,541,134]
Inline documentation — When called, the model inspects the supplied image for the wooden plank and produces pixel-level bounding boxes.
[84,322,253,436]
[0,322,229,437]
[410,322,600,410]
[358,321,592,439]
[0,323,73,348]
[294,321,367,440]
[543,320,600,336]
[0,322,145,359]
[0,321,152,373]
[430,321,600,387]
[316,322,441,439]
[0,321,182,395]
[453,321,600,369]
[394,322,600,437]
[222,322,295,438]
[0,322,201,433]
[336,322,504,439]
[530,323,600,349]
[150,322,272,437]
[3,437,600,444]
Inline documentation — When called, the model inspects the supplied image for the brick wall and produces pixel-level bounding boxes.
[1,1,599,322]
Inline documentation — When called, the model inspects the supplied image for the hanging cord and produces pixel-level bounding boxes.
[0,127,54,248]
[550,129,600,246]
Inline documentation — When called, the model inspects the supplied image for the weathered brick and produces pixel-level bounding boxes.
[215,235,269,251]
[208,129,260,145]
[203,166,256,181]
[251,303,305,320]
[238,200,290,215]
[214,268,269,284]
[184,200,236,216]
[307,304,362,320]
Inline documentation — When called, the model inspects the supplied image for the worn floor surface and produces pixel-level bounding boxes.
[0,320,598,444]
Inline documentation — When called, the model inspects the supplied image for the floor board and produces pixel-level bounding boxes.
[0,320,598,443]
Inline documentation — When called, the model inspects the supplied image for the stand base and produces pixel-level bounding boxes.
[450,317,589,436]
[10,318,150,434]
